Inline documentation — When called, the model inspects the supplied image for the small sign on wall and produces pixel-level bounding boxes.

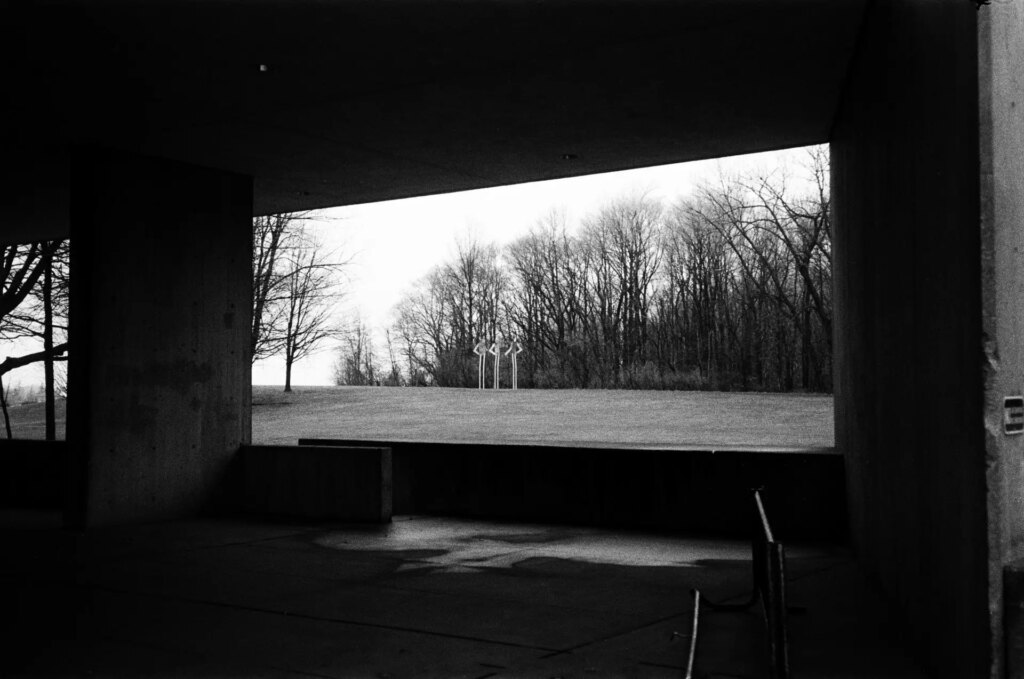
[1005,396,1024,435]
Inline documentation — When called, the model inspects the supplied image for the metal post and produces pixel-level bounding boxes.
[767,542,790,679]
[686,590,701,679]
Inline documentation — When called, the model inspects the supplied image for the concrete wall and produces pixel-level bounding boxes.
[979,0,1024,675]
[0,441,65,510]
[68,150,252,526]
[300,439,847,540]
[239,445,392,522]
[0,145,70,245]
[831,1,989,675]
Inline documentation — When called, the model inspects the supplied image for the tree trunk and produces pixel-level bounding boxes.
[0,375,11,439]
[44,254,55,440]
[284,354,293,392]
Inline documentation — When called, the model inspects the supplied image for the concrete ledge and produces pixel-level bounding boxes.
[0,440,66,510]
[299,439,846,540]
[240,444,391,522]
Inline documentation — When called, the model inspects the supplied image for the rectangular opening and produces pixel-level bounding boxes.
[250,145,835,453]
[0,239,70,442]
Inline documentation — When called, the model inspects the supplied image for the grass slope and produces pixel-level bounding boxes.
[0,400,67,440]
[0,387,834,449]
[252,386,834,450]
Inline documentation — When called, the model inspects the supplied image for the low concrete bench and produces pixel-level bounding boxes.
[239,444,391,522]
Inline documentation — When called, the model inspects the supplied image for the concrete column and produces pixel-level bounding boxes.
[68,150,252,526]
[979,1,1024,676]
[831,1,988,676]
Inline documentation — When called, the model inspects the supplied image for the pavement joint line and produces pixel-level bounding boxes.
[96,631,191,657]
[538,650,566,659]
[167,535,334,558]
[338,577,656,620]
[543,607,693,656]
[266,663,345,679]
[69,542,727,648]
[175,528,329,553]
[73,545,667,619]
[638,660,686,670]
[58,528,327,563]
[369,568,660,617]
[703,556,850,606]
[94,631,329,679]
[79,582,564,654]
[95,631,340,678]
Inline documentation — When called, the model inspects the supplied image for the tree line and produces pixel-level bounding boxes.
[386,149,832,392]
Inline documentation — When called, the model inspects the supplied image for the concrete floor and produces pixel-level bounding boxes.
[4,515,925,678]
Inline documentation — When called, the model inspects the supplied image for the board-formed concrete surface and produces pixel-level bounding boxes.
[240,444,392,522]
[253,386,835,450]
[5,515,924,678]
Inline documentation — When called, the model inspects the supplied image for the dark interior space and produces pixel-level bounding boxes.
[2,0,1022,676]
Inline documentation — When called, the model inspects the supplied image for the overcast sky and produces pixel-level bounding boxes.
[252,145,819,387]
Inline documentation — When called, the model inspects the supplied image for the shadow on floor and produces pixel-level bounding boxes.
[3,515,924,678]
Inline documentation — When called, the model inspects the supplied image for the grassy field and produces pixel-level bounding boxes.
[0,399,67,440]
[0,387,834,449]
[252,386,834,449]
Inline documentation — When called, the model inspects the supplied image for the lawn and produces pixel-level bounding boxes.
[0,399,67,440]
[252,386,834,450]
[0,387,834,449]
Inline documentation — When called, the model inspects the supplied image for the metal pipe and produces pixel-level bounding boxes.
[685,590,701,679]
[754,489,775,544]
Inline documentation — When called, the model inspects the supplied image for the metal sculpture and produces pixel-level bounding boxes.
[472,340,488,389]
[488,337,503,390]
[504,340,524,390]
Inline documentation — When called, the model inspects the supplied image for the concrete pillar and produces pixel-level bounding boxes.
[979,0,1024,676]
[831,1,989,676]
[68,150,252,526]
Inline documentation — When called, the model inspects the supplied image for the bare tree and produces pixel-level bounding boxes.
[686,151,832,390]
[0,240,68,437]
[393,268,455,385]
[1,241,62,339]
[383,330,403,386]
[280,228,348,392]
[0,374,10,439]
[440,233,508,381]
[505,209,590,386]
[252,214,301,363]
[39,241,69,439]
[333,317,379,386]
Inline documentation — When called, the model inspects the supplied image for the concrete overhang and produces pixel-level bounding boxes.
[4,0,865,243]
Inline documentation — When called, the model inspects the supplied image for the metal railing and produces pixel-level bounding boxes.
[684,590,701,679]
[696,488,791,679]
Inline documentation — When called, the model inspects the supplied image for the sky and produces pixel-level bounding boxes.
[252,145,819,387]
[0,145,818,391]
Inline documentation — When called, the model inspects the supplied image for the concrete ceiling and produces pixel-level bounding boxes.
[6,0,865,228]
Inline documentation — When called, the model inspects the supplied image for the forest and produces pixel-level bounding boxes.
[379,148,832,393]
